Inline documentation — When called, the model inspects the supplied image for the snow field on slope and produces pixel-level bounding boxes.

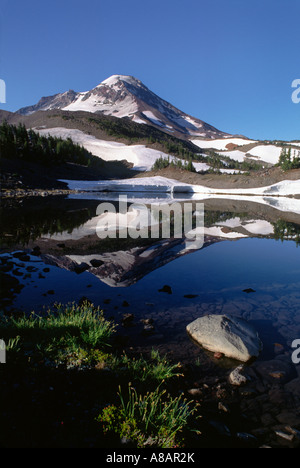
[63,93,139,118]
[191,137,257,150]
[36,127,176,171]
[192,138,285,165]
[37,127,245,174]
[216,150,247,163]
[246,145,283,164]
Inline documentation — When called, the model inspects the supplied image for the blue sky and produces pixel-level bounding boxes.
[0,0,299,141]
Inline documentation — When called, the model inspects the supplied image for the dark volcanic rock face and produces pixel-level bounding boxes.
[18,90,78,115]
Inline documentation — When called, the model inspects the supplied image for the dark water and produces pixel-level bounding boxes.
[1,195,300,363]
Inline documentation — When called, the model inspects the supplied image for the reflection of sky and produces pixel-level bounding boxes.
[2,195,300,315]
[2,237,300,355]
[4,237,300,310]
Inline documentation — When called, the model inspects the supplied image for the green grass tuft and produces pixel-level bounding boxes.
[0,301,116,366]
[98,382,197,448]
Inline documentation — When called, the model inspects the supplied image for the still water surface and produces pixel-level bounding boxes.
[1,195,300,362]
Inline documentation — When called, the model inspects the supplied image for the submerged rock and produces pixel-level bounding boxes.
[229,365,249,386]
[122,313,134,327]
[254,357,295,385]
[186,314,262,362]
[158,285,172,294]
[74,262,90,274]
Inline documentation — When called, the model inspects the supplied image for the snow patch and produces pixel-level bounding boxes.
[247,145,282,165]
[36,127,175,171]
[100,75,140,87]
[191,138,257,151]
[216,150,247,163]
[142,110,165,127]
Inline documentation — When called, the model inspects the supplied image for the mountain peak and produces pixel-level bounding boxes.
[17,75,229,139]
[99,75,143,87]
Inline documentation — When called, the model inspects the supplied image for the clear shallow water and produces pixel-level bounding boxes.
[1,195,300,362]
[135,237,300,294]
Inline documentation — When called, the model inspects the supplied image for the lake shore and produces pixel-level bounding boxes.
[1,177,300,448]
[138,166,300,190]
[1,245,300,448]
[1,157,299,198]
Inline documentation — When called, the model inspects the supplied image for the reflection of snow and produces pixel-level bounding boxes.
[243,220,274,235]
[215,218,274,236]
[61,176,300,217]
[204,226,248,239]
[215,217,242,228]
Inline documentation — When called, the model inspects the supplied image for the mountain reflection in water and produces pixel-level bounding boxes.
[1,194,300,361]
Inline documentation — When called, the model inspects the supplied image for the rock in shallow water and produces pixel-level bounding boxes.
[186,314,262,362]
[229,365,249,386]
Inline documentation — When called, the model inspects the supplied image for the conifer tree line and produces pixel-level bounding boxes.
[277,147,300,170]
[0,121,101,168]
[152,155,196,172]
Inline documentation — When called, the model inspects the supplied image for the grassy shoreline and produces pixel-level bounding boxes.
[1,300,300,448]
[0,301,202,448]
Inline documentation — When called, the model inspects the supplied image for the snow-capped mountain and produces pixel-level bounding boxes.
[17,75,229,139]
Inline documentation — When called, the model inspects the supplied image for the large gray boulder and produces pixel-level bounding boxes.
[186,314,262,362]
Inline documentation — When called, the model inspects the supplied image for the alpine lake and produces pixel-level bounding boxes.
[1,190,300,448]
